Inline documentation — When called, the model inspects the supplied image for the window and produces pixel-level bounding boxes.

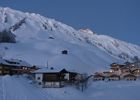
[38,82,41,85]
[37,77,40,80]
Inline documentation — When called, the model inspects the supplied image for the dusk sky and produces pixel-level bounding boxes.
[0,0,140,45]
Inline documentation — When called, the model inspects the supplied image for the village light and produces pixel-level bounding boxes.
[132,64,135,67]
[110,70,113,73]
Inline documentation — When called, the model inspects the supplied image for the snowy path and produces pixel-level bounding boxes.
[0,76,51,100]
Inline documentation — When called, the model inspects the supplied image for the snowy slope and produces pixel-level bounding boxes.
[0,7,124,73]
[78,31,140,61]
[0,7,139,72]
[0,7,139,64]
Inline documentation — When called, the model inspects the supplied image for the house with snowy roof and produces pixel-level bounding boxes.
[123,74,137,81]
[93,73,105,81]
[0,58,36,75]
[32,67,79,88]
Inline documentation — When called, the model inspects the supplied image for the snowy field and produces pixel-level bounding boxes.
[0,75,140,100]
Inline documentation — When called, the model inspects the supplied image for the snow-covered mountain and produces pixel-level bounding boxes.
[0,7,140,100]
[0,7,140,72]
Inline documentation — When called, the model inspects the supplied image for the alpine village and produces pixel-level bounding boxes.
[0,50,140,91]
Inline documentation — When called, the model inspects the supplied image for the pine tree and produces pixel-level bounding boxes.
[0,30,16,43]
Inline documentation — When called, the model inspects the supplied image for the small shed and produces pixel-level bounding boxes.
[61,50,68,55]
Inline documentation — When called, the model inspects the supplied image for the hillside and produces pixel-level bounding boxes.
[0,7,140,100]
[0,7,140,72]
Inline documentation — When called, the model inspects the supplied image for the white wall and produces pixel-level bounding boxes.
[35,73,43,84]
[44,82,61,88]
[64,73,69,80]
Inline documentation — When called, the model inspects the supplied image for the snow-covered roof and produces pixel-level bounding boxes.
[0,58,31,67]
[33,67,61,73]
[0,57,5,64]
[32,66,79,74]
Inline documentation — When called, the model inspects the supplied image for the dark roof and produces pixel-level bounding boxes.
[103,71,111,74]
[132,69,140,73]
[33,67,78,75]
[60,68,78,75]
[94,74,105,78]
[123,74,136,78]
[110,63,125,67]
[120,67,130,70]
[60,69,69,73]
[109,74,120,78]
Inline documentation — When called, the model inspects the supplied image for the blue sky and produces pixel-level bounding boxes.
[0,0,140,45]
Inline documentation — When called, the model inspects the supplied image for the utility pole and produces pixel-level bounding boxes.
[46,60,49,68]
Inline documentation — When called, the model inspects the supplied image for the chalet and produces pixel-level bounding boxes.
[110,63,125,75]
[123,74,137,81]
[131,69,140,76]
[124,62,140,69]
[33,67,79,88]
[110,63,119,68]
[108,74,120,81]
[124,62,131,67]
[103,71,113,78]
[93,73,105,81]
[120,67,130,74]
[0,58,34,75]
[110,63,124,69]
[33,67,63,88]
